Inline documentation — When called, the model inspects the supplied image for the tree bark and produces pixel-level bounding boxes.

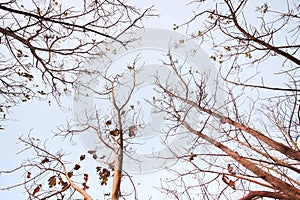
[178,117,300,199]
[163,91,300,162]
[239,191,292,200]
[112,153,122,200]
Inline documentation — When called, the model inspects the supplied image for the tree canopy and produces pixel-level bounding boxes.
[0,0,299,199]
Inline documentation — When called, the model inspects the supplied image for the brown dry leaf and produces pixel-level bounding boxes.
[93,153,97,160]
[110,129,119,136]
[82,182,89,191]
[222,175,229,184]
[99,168,111,185]
[48,176,56,188]
[129,125,137,137]
[61,182,70,191]
[189,152,197,161]
[222,175,236,190]
[74,164,81,170]
[80,155,85,161]
[105,120,112,126]
[87,150,96,154]
[67,171,73,178]
[228,180,236,190]
[88,150,98,159]
[41,157,50,164]
[96,166,101,172]
[58,177,64,185]
[32,184,42,195]
[227,164,233,173]
[84,173,89,183]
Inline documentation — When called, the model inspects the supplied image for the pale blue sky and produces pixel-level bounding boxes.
[0,0,293,199]
[0,1,196,199]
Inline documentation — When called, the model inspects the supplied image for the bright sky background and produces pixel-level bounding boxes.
[0,1,198,199]
[0,0,290,199]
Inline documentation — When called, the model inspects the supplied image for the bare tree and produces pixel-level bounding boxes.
[0,0,153,121]
[1,0,299,199]
[154,0,300,199]
[0,0,154,199]
[0,136,94,200]
[0,55,144,199]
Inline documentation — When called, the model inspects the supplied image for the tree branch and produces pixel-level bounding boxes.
[239,191,291,200]
[0,5,124,44]
[224,0,300,65]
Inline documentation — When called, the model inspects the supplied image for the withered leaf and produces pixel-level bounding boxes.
[127,65,134,70]
[110,129,119,136]
[41,157,50,164]
[228,180,236,190]
[129,125,137,137]
[87,150,96,154]
[67,171,73,178]
[88,150,97,159]
[102,168,110,177]
[101,176,108,185]
[105,120,112,126]
[48,176,56,188]
[227,164,234,173]
[189,152,197,161]
[99,168,110,185]
[58,177,64,185]
[74,164,81,170]
[32,184,42,195]
[222,175,229,184]
[61,182,70,191]
[80,155,85,161]
[222,175,236,190]
[84,173,89,183]
[27,172,31,179]
[96,166,101,172]
[82,182,89,191]
[93,153,97,160]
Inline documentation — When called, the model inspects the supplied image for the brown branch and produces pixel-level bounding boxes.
[178,116,300,198]
[160,85,300,163]
[224,0,300,65]
[111,80,123,200]
[18,137,93,200]
[0,5,124,44]
[223,77,300,92]
[239,191,290,200]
